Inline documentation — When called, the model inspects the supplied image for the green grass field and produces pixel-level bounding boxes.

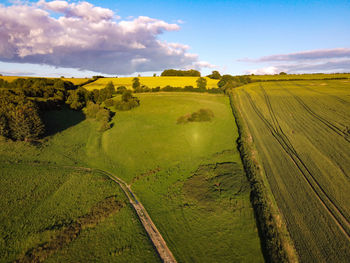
[250,73,350,81]
[83,76,219,90]
[0,162,159,262]
[233,80,350,262]
[0,92,263,262]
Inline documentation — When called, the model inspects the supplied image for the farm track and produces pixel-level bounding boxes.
[242,89,350,241]
[92,169,177,263]
[280,86,350,142]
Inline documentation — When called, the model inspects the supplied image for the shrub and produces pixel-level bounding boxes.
[114,91,140,111]
[85,101,100,118]
[104,98,115,107]
[116,86,127,94]
[177,108,214,124]
[99,120,111,132]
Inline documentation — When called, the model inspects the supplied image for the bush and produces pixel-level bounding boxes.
[84,102,112,131]
[104,98,115,107]
[99,120,111,132]
[85,101,100,118]
[116,86,127,94]
[114,91,140,111]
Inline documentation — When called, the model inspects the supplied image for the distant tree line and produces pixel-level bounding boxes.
[161,69,201,77]
[0,78,76,141]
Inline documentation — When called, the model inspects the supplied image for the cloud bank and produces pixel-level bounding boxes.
[241,48,350,74]
[0,1,212,74]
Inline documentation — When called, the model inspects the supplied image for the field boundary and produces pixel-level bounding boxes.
[229,90,299,263]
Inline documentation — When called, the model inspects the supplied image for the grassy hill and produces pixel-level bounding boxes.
[0,92,263,262]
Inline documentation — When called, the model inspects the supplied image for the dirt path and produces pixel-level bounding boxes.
[94,169,177,263]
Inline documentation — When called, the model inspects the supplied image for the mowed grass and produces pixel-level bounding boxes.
[233,80,350,262]
[0,92,263,262]
[0,162,159,262]
[0,76,89,85]
[250,73,350,81]
[84,76,219,90]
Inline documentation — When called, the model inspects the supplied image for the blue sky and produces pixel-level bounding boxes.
[0,0,349,77]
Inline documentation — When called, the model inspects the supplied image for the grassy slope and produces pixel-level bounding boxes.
[234,80,350,262]
[0,92,263,262]
[46,93,263,262]
[0,130,160,262]
[83,76,219,90]
[101,93,263,262]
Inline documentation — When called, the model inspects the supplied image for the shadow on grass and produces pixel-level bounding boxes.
[42,106,86,136]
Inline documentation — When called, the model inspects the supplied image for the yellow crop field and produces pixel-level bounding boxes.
[232,80,350,262]
[61,78,90,85]
[84,76,219,90]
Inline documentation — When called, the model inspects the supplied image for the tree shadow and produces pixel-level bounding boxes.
[42,106,86,136]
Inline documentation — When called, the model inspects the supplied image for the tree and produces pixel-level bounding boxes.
[161,69,201,77]
[116,86,127,94]
[196,77,207,90]
[105,81,115,95]
[9,103,45,141]
[207,70,221,79]
[0,113,9,137]
[279,72,287,75]
[66,88,88,110]
[153,73,157,77]
[132,77,141,90]
[122,90,133,102]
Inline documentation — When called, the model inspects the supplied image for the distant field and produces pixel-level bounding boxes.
[233,80,350,262]
[84,76,219,90]
[250,73,350,81]
[0,76,89,85]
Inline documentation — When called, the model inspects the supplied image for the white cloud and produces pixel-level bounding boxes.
[241,48,350,74]
[0,1,209,75]
[246,66,279,75]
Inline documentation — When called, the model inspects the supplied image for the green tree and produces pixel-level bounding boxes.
[105,81,115,95]
[122,90,133,102]
[132,77,141,90]
[0,113,9,137]
[207,70,221,79]
[9,103,45,141]
[196,77,207,90]
[117,86,127,94]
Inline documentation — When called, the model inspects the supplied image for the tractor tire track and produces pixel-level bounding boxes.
[282,87,350,143]
[296,84,350,106]
[242,89,350,241]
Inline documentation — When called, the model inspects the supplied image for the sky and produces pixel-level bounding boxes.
[0,0,349,77]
